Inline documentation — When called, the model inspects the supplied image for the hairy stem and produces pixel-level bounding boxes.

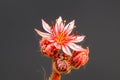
[49,58,61,80]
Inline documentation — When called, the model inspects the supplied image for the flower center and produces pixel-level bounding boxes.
[55,32,66,44]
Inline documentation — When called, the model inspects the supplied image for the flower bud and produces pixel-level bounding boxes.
[40,38,59,58]
[53,53,71,74]
[71,47,89,69]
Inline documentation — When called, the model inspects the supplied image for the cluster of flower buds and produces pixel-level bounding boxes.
[35,16,89,80]
[39,38,89,73]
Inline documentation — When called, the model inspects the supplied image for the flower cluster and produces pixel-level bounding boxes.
[35,16,89,78]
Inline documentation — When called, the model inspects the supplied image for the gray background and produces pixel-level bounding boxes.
[1,0,120,80]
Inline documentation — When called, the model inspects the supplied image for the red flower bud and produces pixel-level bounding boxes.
[71,47,89,69]
[40,38,59,58]
[53,53,71,74]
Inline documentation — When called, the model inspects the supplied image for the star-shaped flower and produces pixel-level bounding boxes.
[35,16,85,56]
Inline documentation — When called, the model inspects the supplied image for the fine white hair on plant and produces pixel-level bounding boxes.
[40,65,48,80]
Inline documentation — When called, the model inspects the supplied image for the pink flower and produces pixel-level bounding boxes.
[35,16,85,56]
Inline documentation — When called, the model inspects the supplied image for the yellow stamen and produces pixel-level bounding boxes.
[55,32,66,44]
[64,20,66,23]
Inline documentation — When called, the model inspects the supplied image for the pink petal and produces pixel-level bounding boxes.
[56,16,62,25]
[54,24,58,36]
[62,45,72,56]
[57,16,64,32]
[63,20,75,35]
[71,35,85,43]
[68,43,85,51]
[59,21,64,32]
[54,42,61,49]
[34,28,50,38]
[65,34,76,42]
[42,19,51,33]
[47,37,55,42]
[55,16,63,35]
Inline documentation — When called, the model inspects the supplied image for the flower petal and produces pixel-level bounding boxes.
[63,20,75,35]
[55,16,63,35]
[47,37,55,42]
[54,42,61,49]
[65,34,76,43]
[71,35,85,43]
[62,45,72,56]
[56,16,62,25]
[68,43,85,51]
[57,16,64,32]
[34,28,50,38]
[54,24,58,35]
[42,19,51,33]
[59,21,64,32]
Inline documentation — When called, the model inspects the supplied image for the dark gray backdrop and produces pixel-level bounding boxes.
[1,0,120,80]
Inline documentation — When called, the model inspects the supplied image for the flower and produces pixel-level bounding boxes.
[71,47,89,69]
[35,16,85,56]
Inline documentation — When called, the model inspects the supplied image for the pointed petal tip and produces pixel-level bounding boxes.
[68,43,85,51]
[81,35,86,41]
[34,28,41,35]
[41,19,45,24]
[71,20,75,24]
[41,19,46,24]
[82,35,86,37]
[80,35,86,40]
[63,19,75,34]
[34,28,50,37]
[41,19,46,23]
[81,35,86,39]
[72,20,75,22]
[41,19,43,22]
[58,16,62,19]
[57,16,63,22]
[72,35,86,43]
[80,35,86,38]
